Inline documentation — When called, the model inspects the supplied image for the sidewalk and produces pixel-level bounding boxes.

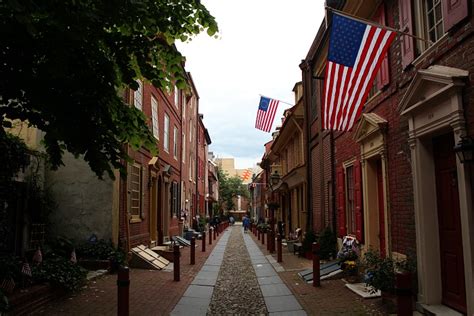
[33,230,226,316]
[248,230,387,315]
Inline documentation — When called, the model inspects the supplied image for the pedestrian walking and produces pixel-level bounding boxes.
[243,215,250,233]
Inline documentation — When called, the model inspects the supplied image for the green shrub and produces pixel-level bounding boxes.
[362,249,395,293]
[32,255,87,292]
[318,227,337,260]
[0,256,22,284]
[362,249,416,294]
[76,239,125,265]
[302,230,317,253]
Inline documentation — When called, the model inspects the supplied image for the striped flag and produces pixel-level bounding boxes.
[255,96,279,133]
[21,262,32,277]
[323,13,395,131]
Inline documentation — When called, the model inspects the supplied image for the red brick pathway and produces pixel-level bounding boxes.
[33,232,225,316]
[248,231,388,315]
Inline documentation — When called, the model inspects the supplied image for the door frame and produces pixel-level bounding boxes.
[400,66,473,314]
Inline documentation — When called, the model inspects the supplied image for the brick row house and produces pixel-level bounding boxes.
[298,0,473,314]
[253,0,473,314]
[258,82,308,238]
[12,69,215,259]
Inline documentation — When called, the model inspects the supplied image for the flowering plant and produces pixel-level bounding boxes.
[337,236,360,263]
[341,260,358,274]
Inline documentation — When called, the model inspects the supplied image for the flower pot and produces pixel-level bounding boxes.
[381,290,397,314]
[286,240,295,253]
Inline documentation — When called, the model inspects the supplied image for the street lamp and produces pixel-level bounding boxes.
[267,170,281,253]
[454,135,474,164]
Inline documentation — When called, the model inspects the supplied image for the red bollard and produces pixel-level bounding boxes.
[213,227,217,240]
[190,237,195,265]
[117,266,130,316]
[396,272,413,315]
[173,244,180,281]
[261,230,265,245]
[209,228,213,245]
[277,234,282,263]
[312,242,320,287]
[258,229,260,241]
[201,231,206,252]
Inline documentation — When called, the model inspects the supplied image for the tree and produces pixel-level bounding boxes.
[0,0,218,178]
[217,168,249,212]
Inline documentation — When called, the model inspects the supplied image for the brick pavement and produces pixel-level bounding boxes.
[248,231,388,315]
[32,231,226,316]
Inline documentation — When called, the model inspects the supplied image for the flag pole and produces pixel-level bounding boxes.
[325,6,433,45]
[259,94,294,106]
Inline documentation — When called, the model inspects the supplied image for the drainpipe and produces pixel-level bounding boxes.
[300,59,313,233]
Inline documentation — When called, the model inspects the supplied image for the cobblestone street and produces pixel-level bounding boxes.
[30,224,395,315]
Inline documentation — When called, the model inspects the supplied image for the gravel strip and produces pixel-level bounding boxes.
[208,227,268,315]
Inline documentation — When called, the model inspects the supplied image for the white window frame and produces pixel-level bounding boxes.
[174,85,179,108]
[151,96,159,140]
[182,133,186,164]
[164,113,170,153]
[414,0,446,53]
[173,126,178,160]
[134,80,143,110]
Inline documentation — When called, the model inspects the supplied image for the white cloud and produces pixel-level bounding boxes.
[178,1,325,168]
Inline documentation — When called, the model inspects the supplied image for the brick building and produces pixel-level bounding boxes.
[301,0,473,314]
[119,78,183,248]
[197,114,211,217]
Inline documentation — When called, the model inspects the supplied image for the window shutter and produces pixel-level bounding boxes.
[353,160,364,243]
[398,0,415,69]
[336,166,347,237]
[442,0,468,31]
[375,3,390,89]
[140,166,146,219]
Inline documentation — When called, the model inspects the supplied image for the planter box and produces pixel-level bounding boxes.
[286,240,299,253]
[8,283,64,315]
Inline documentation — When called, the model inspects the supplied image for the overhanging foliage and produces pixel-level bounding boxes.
[0,0,218,178]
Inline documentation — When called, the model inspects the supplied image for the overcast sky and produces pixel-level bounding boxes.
[177,1,325,169]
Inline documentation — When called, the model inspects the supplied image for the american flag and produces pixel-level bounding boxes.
[255,96,279,133]
[21,262,32,277]
[323,13,395,131]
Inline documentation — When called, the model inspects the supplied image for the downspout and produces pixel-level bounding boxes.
[301,59,313,233]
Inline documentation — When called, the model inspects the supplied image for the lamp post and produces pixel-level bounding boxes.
[268,170,281,254]
[454,135,474,164]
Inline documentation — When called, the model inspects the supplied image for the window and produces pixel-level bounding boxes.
[164,113,170,152]
[189,119,193,143]
[182,133,186,164]
[171,182,179,217]
[134,80,143,110]
[174,85,179,108]
[189,155,193,181]
[345,166,356,234]
[173,126,178,159]
[129,163,143,221]
[182,94,186,118]
[337,161,363,240]
[400,0,467,68]
[151,96,159,139]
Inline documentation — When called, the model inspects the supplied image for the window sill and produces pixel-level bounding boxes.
[412,33,449,68]
[130,216,142,224]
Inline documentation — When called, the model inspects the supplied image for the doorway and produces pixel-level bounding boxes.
[433,133,466,314]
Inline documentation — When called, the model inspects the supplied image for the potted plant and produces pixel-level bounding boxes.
[361,249,416,313]
[337,236,360,282]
